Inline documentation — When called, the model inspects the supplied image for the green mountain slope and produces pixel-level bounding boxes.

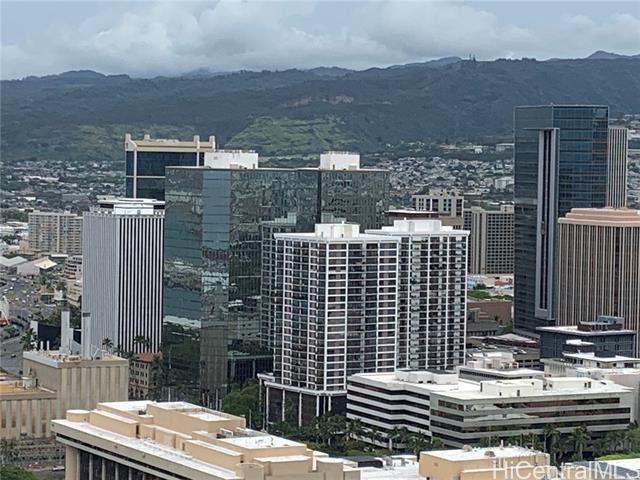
[2,58,639,165]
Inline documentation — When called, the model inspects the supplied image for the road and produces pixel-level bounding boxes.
[0,334,23,374]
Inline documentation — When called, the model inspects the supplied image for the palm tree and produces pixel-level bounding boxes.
[429,437,445,450]
[101,337,114,353]
[133,335,151,351]
[570,425,590,460]
[20,328,36,351]
[543,424,561,463]
[388,427,402,451]
[345,418,362,442]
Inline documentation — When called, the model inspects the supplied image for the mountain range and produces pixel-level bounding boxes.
[2,53,639,163]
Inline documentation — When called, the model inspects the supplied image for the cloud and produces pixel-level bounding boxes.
[1,0,638,79]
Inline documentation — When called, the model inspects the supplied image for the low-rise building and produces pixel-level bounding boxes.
[458,351,545,383]
[419,446,557,480]
[0,372,57,439]
[22,349,129,422]
[538,316,637,359]
[467,298,512,325]
[53,400,361,480]
[129,351,161,400]
[347,371,633,450]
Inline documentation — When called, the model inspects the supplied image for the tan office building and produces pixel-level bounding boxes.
[0,373,57,439]
[463,204,514,274]
[419,446,556,480]
[22,350,129,422]
[556,208,640,354]
[53,400,361,480]
[412,188,464,228]
[28,211,83,255]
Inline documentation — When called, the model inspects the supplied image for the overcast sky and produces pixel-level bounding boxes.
[1,0,639,79]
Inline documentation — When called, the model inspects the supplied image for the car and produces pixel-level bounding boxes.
[11,353,17,358]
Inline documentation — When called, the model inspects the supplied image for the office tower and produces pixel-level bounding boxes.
[125,133,216,200]
[163,153,389,403]
[463,205,514,274]
[367,219,468,370]
[28,211,83,255]
[83,198,164,354]
[555,208,640,353]
[261,223,399,426]
[412,188,464,228]
[607,127,629,208]
[514,105,609,335]
[53,401,359,480]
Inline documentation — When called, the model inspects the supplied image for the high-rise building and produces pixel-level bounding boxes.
[607,127,629,208]
[125,133,216,201]
[28,211,82,255]
[366,219,469,370]
[463,204,514,274]
[412,188,464,228]
[163,153,389,403]
[260,223,399,426]
[82,198,164,354]
[555,208,640,353]
[514,105,610,335]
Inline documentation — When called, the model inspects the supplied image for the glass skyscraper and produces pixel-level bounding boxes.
[124,134,215,201]
[162,161,389,405]
[514,105,609,335]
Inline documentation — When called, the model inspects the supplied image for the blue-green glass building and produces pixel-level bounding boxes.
[514,105,609,336]
[162,162,389,404]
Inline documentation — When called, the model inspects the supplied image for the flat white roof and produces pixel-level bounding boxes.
[538,325,636,335]
[564,352,640,362]
[218,434,302,449]
[360,457,421,479]
[427,446,540,462]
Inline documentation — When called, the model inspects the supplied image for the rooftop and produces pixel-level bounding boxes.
[426,446,542,462]
[562,352,640,363]
[368,219,469,236]
[125,134,216,150]
[538,324,636,336]
[559,207,640,226]
[53,401,358,479]
[0,255,27,267]
[23,349,128,368]
[275,223,397,242]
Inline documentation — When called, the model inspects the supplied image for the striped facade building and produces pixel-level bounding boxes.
[463,204,514,275]
[261,223,400,426]
[82,198,164,354]
[556,208,640,353]
[607,127,629,208]
[28,211,83,255]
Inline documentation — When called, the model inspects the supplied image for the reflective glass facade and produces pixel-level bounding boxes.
[514,106,609,335]
[125,151,205,201]
[163,166,389,404]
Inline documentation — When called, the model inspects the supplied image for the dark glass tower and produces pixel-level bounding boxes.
[162,163,389,405]
[124,134,215,201]
[514,105,609,336]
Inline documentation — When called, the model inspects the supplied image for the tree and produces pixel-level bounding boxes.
[20,328,36,351]
[543,424,561,464]
[0,439,18,464]
[101,337,114,353]
[133,335,151,350]
[0,466,38,480]
[570,425,590,460]
[220,382,263,429]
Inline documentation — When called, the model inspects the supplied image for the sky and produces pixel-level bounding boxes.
[1,0,639,79]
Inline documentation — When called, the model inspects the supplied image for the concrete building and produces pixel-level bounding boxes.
[125,133,216,201]
[28,211,83,255]
[463,205,514,275]
[514,105,610,335]
[260,223,399,426]
[0,372,57,440]
[129,352,161,400]
[347,371,633,449]
[412,189,464,229]
[22,349,129,422]
[419,446,556,480]
[555,208,640,353]
[83,198,164,353]
[53,400,361,480]
[457,351,545,383]
[367,220,469,370]
[466,298,512,325]
[538,316,637,359]
[607,127,629,208]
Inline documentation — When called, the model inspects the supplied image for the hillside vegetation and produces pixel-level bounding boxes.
[2,58,639,165]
